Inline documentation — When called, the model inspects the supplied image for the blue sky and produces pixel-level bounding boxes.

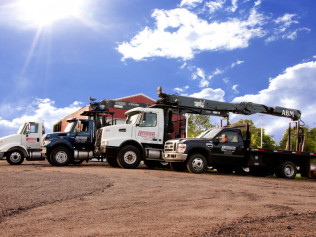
[0,0,316,142]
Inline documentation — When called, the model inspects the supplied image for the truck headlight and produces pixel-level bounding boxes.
[177,144,186,153]
[42,140,51,146]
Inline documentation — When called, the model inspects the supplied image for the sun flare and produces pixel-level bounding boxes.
[16,0,85,27]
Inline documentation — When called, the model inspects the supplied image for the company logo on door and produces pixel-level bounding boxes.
[26,138,37,143]
[138,131,156,141]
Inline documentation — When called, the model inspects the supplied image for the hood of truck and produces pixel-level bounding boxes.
[101,124,134,146]
[45,132,70,140]
[0,134,22,151]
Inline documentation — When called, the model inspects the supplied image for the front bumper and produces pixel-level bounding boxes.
[0,152,4,160]
[163,152,187,162]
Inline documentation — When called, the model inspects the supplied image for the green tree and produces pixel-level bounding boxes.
[233,119,276,149]
[187,114,213,138]
[278,126,316,152]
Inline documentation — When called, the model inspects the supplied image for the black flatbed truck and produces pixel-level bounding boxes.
[164,123,315,179]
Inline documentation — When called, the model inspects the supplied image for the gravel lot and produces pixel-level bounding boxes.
[0,160,315,236]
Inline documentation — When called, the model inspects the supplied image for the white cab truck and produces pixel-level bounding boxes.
[0,122,45,165]
[94,107,174,169]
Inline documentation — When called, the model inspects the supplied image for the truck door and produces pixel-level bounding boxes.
[73,120,93,150]
[211,130,244,165]
[21,122,41,150]
[135,112,160,144]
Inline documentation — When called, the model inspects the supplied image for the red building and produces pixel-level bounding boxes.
[53,93,156,132]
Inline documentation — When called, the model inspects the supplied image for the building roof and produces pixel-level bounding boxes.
[112,93,156,103]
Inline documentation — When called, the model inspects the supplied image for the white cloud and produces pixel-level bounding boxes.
[227,0,238,12]
[117,7,266,61]
[0,98,83,137]
[266,14,310,43]
[275,14,298,28]
[180,0,203,8]
[191,88,225,101]
[232,60,316,141]
[232,84,239,93]
[174,85,189,93]
[206,0,226,13]
[223,78,229,83]
[231,59,244,68]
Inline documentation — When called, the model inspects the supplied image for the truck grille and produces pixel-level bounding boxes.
[164,141,176,152]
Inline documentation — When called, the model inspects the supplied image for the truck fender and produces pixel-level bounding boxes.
[49,140,74,152]
[7,146,29,158]
[119,140,144,157]
[186,146,212,165]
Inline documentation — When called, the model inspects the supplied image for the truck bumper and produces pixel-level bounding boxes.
[0,152,4,160]
[163,152,187,162]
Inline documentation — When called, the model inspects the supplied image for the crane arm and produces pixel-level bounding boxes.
[156,87,301,120]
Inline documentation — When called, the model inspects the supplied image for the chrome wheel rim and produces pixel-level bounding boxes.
[284,165,295,177]
[55,151,68,164]
[10,152,22,163]
[192,158,204,172]
[124,151,137,164]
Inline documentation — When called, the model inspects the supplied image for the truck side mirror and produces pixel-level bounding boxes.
[214,137,219,144]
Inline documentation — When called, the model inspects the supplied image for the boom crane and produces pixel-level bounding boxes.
[156,86,301,121]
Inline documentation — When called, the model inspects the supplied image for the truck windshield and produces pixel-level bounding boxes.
[17,123,26,134]
[199,128,222,139]
[64,121,76,132]
[126,112,140,124]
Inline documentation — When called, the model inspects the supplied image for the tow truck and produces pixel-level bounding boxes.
[0,121,45,165]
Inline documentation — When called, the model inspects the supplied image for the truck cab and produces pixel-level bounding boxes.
[42,118,94,166]
[0,121,45,165]
[94,107,168,169]
[164,127,248,174]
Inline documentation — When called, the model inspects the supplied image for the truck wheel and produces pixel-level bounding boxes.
[50,147,70,166]
[6,150,24,165]
[170,162,186,172]
[117,145,141,169]
[107,156,119,167]
[186,154,207,174]
[46,156,55,166]
[277,161,297,179]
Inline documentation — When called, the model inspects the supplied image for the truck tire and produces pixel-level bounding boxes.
[6,150,24,165]
[117,145,141,169]
[46,156,55,166]
[50,147,70,166]
[170,162,186,172]
[107,156,119,167]
[277,161,297,179]
[186,154,207,174]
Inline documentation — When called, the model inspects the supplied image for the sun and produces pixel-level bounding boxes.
[16,0,85,27]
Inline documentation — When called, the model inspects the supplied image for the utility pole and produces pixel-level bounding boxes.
[260,115,264,148]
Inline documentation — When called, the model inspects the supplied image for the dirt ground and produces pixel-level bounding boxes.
[0,160,315,237]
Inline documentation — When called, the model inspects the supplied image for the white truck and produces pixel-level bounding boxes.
[0,121,45,165]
